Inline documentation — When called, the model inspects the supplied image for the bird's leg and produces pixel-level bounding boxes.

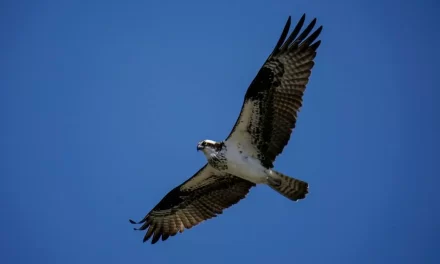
[266,176,281,187]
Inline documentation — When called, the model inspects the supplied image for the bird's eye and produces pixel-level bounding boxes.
[202,141,206,146]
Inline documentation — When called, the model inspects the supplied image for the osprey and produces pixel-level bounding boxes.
[130,14,323,244]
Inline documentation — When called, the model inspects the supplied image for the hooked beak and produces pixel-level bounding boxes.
[197,143,204,151]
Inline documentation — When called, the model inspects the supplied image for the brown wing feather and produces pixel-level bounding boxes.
[226,14,323,168]
[129,165,255,244]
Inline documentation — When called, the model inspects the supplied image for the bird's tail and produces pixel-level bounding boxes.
[267,170,309,201]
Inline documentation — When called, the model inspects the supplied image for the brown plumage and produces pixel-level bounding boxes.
[227,14,322,168]
[129,165,255,244]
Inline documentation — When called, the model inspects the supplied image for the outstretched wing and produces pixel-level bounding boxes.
[129,164,255,244]
[226,14,323,168]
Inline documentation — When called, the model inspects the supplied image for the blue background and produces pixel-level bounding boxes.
[1,0,439,263]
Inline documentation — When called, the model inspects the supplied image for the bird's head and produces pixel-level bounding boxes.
[197,140,225,154]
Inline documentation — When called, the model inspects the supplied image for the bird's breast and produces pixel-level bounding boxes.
[207,152,228,171]
[223,146,267,183]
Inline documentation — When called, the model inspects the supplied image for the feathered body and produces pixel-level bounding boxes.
[198,140,269,184]
[130,14,323,244]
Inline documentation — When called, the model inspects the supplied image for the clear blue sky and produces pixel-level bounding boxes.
[1,0,439,263]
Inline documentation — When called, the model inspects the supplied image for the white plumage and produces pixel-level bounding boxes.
[200,139,269,184]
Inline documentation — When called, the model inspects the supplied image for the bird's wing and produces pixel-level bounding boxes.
[225,14,323,168]
[129,164,255,244]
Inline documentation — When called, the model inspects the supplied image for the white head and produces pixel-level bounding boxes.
[196,139,224,156]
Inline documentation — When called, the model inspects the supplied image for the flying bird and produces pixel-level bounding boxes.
[130,13,323,244]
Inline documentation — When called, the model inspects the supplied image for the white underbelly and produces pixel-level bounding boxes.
[224,150,268,184]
